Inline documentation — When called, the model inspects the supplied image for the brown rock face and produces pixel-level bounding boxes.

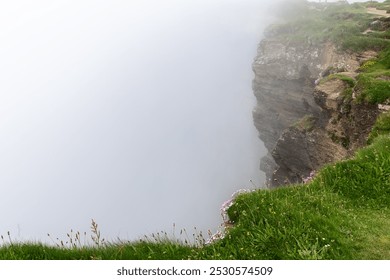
[271,124,347,185]
[252,38,379,187]
[252,40,323,183]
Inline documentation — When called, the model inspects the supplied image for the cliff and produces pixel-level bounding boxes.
[252,3,388,187]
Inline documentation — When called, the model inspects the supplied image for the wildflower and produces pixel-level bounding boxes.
[220,189,254,223]
[207,188,254,245]
[205,230,225,245]
[302,170,316,183]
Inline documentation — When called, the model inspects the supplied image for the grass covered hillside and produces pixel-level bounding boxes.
[1,133,389,260]
[1,1,390,260]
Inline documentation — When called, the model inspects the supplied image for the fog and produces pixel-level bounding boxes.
[0,0,287,242]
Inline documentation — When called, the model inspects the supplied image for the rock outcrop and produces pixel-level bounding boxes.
[252,35,379,187]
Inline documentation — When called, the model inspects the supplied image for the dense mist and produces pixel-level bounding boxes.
[0,0,284,242]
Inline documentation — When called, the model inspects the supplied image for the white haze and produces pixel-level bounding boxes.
[0,0,312,242]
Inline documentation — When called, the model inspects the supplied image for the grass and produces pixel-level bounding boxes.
[366,0,390,11]
[321,73,357,87]
[274,0,390,104]
[266,1,378,51]
[356,75,390,103]
[316,24,390,104]
[267,0,390,52]
[341,36,389,52]
[368,111,390,144]
[293,115,316,132]
[1,0,390,260]
[211,136,390,260]
[366,30,390,40]
[355,48,390,104]
[0,222,196,260]
[1,135,389,260]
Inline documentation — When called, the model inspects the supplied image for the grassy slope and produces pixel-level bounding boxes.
[199,135,390,260]
[1,1,390,259]
[1,134,389,260]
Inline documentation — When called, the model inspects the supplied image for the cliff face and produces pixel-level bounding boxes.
[252,38,379,187]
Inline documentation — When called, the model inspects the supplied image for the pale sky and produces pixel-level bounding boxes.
[0,0,279,243]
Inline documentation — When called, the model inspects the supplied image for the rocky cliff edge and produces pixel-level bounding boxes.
[252,29,384,187]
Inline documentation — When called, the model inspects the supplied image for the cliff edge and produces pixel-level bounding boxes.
[252,2,389,187]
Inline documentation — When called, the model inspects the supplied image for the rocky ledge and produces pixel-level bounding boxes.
[252,35,380,187]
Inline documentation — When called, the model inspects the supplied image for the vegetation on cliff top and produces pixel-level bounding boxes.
[356,47,390,103]
[302,0,390,104]
[1,133,389,260]
[1,1,390,260]
[267,0,390,52]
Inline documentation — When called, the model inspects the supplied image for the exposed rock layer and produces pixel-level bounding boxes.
[252,38,379,187]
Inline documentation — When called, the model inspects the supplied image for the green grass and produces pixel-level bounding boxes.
[267,0,390,52]
[356,75,390,103]
[0,241,194,260]
[284,0,390,104]
[368,111,390,144]
[1,135,389,260]
[321,73,357,87]
[355,48,390,104]
[341,36,389,52]
[293,115,316,132]
[366,0,390,11]
[366,30,390,40]
[266,1,378,51]
[203,136,390,260]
